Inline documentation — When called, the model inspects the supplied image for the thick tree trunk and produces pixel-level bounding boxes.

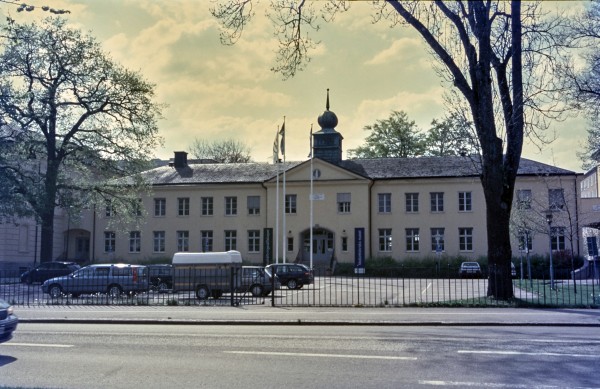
[39,160,59,262]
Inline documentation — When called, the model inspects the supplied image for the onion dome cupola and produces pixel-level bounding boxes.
[312,89,343,164]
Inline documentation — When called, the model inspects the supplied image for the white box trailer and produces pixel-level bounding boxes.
[172,251,242,300]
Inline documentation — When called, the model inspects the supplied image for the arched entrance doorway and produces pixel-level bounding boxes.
[300,227,334,267]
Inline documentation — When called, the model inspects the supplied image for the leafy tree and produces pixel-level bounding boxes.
[189,138,253,163]
[212,1,568,299]
[425,113,479,157]
[347,111,426,158]
[0,18,163,262]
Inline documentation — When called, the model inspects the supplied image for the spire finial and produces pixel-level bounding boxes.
[326,88,330,111]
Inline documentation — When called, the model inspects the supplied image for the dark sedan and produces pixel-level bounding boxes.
[20,261,81,284]
[265,263,313,289]
[0,299,18,344]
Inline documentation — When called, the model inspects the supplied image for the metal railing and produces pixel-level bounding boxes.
[1,267,598,308]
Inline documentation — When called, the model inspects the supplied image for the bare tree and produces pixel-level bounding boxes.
[189,138,252,163]
[211,1,568,299]
[0,18,163,262]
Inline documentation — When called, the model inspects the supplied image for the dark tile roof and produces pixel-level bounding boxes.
[140,161,302,185]
[135,156,577,186]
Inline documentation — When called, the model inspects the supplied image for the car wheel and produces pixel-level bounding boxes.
[286,279,298,289]
[250,284,264,297]
[48,285,63,298]
[211,290,223,299]
[107,285,122,298]
[157,282,169,292]
[196,285,210,300]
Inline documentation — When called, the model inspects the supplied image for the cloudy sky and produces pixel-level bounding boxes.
[11,0,589,171]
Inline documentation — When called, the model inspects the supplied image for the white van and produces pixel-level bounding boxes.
[171,251,242,300]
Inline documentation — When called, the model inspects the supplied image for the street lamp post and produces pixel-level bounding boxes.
[546,210,555,290]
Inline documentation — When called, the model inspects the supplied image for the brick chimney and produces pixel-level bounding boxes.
[173,151,188,168]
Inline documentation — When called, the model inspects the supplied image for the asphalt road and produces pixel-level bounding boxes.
[2,323,599,389]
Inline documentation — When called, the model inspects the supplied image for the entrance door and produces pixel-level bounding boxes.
[302,229,334,264]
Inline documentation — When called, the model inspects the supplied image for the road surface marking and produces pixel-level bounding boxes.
[225,351,416,360]
[419,380,596,388]
[458,350,599,358]
[3,343,73,348]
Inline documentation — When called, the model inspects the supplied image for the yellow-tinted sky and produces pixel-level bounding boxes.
[9,0,588,172]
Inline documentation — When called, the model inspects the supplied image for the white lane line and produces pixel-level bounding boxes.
[458,350,599,358]
[225,351,416,360]
[3,343,74,348]
[421,282,433,295]
[419,381,595,388]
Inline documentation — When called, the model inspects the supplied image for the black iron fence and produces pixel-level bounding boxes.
[1,267,599,308]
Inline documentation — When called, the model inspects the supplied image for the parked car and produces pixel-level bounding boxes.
[148,264,173,292]
[0,298,18,344]
[240,266,281,297]
[42,264,149,298]
[458,262,482,278]
[20,262,81,284]
[265,263,313,289]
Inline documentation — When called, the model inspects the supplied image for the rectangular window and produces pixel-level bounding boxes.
[225,196,238,216]
[341,236,348,252]
[153,231,165,253]
[337,193,351,213]
[201,197,213,216]
[516,190,532,210]
[287,237,294,252]
[248,230,260,253]
[378,193,391,213]
[378,229,392,252]
[430,192,444,212]
[225,230,237,251]
[105,200,113,217]
[405,193,419,213]
[104,231,115,252]
[518,230,533,252]
[132,198,143,216]
[405,228,420,252]
[430,228,445,252]
[551,227,566,251]
[459,227,473,251]
[154,198,166,217]
[548,189,565,211]
[177,230,189,252]
[247,196,260,215]
[129,231,141,253]
[201,230,213,252]
[459,192,472,212]
[178,197,190,216]
[285,194,297,214]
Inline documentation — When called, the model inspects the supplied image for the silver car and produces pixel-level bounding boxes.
[240,266,281,297]
[42,264,149,298]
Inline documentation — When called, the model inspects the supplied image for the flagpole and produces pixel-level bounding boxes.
[281,117,287,264]
[274,126,280,264]
[309,124,314,270]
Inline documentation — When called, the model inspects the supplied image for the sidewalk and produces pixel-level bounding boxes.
[14,305,600,326]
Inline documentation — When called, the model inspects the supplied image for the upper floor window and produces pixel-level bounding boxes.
[247,196,260,215]
[518,229,533,252]
[337,193,351,213]
[378,193,391,213]
[104,231,115,252]
[178,197,190,216]
[548,189,565,211]
[516,189,532,210]
[225,196,238,216]
[154,198,166,217]
[458,192,472,212]
[248,230,260,253]
[105,200,113,217]
[430,192,444,212]
[201,197,213,216]
[405,193,419,213]
[285,194,297,214]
